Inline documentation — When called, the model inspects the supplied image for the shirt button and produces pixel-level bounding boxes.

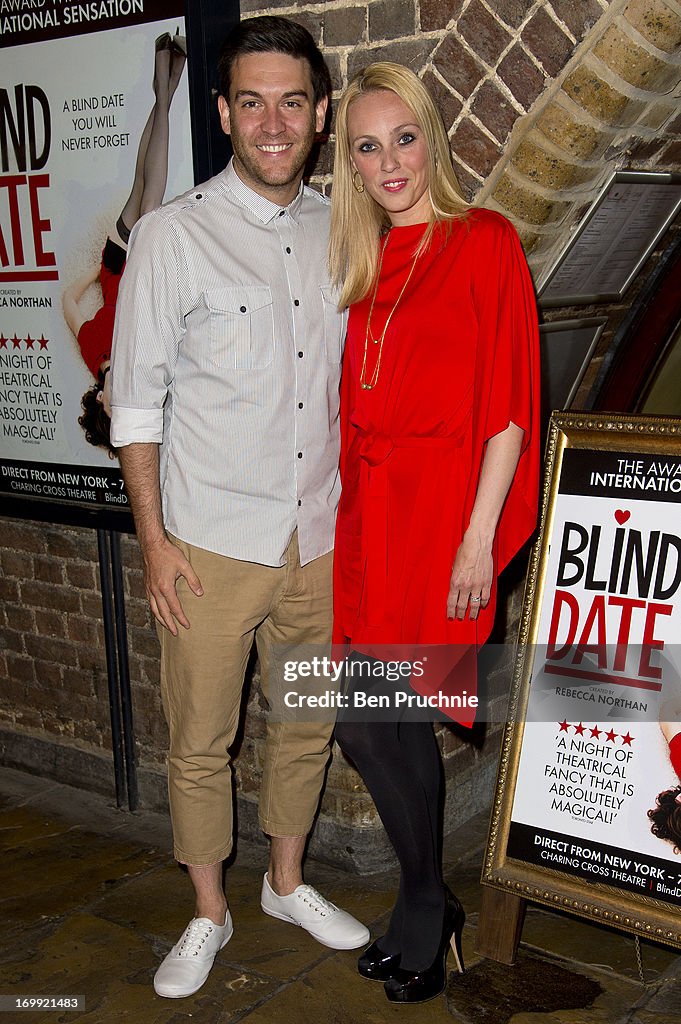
[298,402,303,409]
[297,452,303,459]
[294,299,300,306]
[240,305,247,313]
[298,499,302,506]
[195,193,203,199]
[286,247,291,254]
[279,210,285,217]
[298,351,303,358]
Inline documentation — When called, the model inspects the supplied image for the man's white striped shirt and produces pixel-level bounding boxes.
[110,161,345,566]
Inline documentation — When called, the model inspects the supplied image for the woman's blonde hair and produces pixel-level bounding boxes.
[329,62,469,309]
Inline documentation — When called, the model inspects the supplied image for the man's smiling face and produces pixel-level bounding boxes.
[218,51,327,205]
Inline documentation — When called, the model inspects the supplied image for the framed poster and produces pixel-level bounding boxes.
[539,171,681,308]
[485,412,681,948]
[0,0,237,524]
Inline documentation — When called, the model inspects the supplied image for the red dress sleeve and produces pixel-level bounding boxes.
[670,731,681,781]
[467,211,540,578]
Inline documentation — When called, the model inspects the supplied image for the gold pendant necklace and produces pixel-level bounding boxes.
[360,232,422,391]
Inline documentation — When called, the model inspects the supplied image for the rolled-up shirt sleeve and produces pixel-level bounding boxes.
[110,211,187,448]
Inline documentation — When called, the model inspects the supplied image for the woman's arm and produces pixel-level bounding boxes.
[660,721,681,744]
[62,264,101,338]
[448,420,524,620]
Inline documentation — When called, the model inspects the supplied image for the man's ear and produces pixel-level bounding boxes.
[217,95,231,136]
[315,95,328,134]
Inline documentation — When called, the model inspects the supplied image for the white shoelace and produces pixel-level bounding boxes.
[297,886,338,918]
[176,919,216,958]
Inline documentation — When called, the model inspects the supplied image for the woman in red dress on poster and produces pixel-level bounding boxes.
[62,30,186,455]
[328,63,540,1003]
[648,710,681,852]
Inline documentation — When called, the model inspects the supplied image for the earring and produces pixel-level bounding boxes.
[352,170,365,194]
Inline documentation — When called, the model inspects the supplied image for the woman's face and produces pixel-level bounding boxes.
[347,89,432,227]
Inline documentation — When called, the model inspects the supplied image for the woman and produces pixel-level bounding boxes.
[648,716,681,853]
[329,64,540,1003]
[62,30,186,454]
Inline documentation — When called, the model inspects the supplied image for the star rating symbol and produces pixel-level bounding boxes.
[38,335,49,350]
[24,334,34,349]
[621,731,634,746]
[574,722,586,736]
[0,334,7,348]
[605,728,618,743]
[12,335,21,348]
[559,719,570,733]
[590,725,601,739]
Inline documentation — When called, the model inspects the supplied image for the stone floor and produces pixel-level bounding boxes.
[1,766,680,1024]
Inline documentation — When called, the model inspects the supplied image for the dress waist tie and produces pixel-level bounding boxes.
[356,429,464,628]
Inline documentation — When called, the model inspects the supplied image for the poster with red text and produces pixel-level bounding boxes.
[508,445,681,909]
[1,0,193,511]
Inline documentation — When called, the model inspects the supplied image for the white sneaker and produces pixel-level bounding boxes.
[260,872,370,950]
[153,910,233,998]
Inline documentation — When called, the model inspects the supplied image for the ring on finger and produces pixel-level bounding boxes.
[470,595,481,603]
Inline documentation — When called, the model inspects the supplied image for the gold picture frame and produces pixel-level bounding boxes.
[484,411,681,948]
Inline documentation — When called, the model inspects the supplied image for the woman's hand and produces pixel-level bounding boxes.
[447,531,493,621]
[446,422,524,623]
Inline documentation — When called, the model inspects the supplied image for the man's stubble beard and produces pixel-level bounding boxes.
[230,122,318,194]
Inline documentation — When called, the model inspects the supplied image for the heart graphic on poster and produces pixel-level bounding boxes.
[614,510,630,525]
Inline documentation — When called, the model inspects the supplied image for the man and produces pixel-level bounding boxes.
[110,16,368,1000]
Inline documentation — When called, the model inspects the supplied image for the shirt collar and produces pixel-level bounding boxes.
[224,159,304,224]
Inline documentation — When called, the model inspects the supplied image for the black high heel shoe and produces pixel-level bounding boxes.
[357,938,401,981]
[171,29,187,58]
[383,892,465,1003]
[155,32,172,52]
[445,888,465,975]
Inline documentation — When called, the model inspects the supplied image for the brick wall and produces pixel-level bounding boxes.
[251,0,681,401]
[0,525,163,762]
[248,0,681,258]
[2,0,681,869]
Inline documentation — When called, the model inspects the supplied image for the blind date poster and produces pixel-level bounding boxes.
[509,445,681,909]
[0,0,193,509]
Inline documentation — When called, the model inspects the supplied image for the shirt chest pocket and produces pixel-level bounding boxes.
[205,286,274,369]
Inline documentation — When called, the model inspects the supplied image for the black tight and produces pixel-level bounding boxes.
[335,662,446,970]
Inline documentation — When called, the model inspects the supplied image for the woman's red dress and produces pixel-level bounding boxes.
[333,209,540,723]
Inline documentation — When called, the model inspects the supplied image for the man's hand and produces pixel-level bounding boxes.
[143,535,204,635]
[115,443,203,635]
